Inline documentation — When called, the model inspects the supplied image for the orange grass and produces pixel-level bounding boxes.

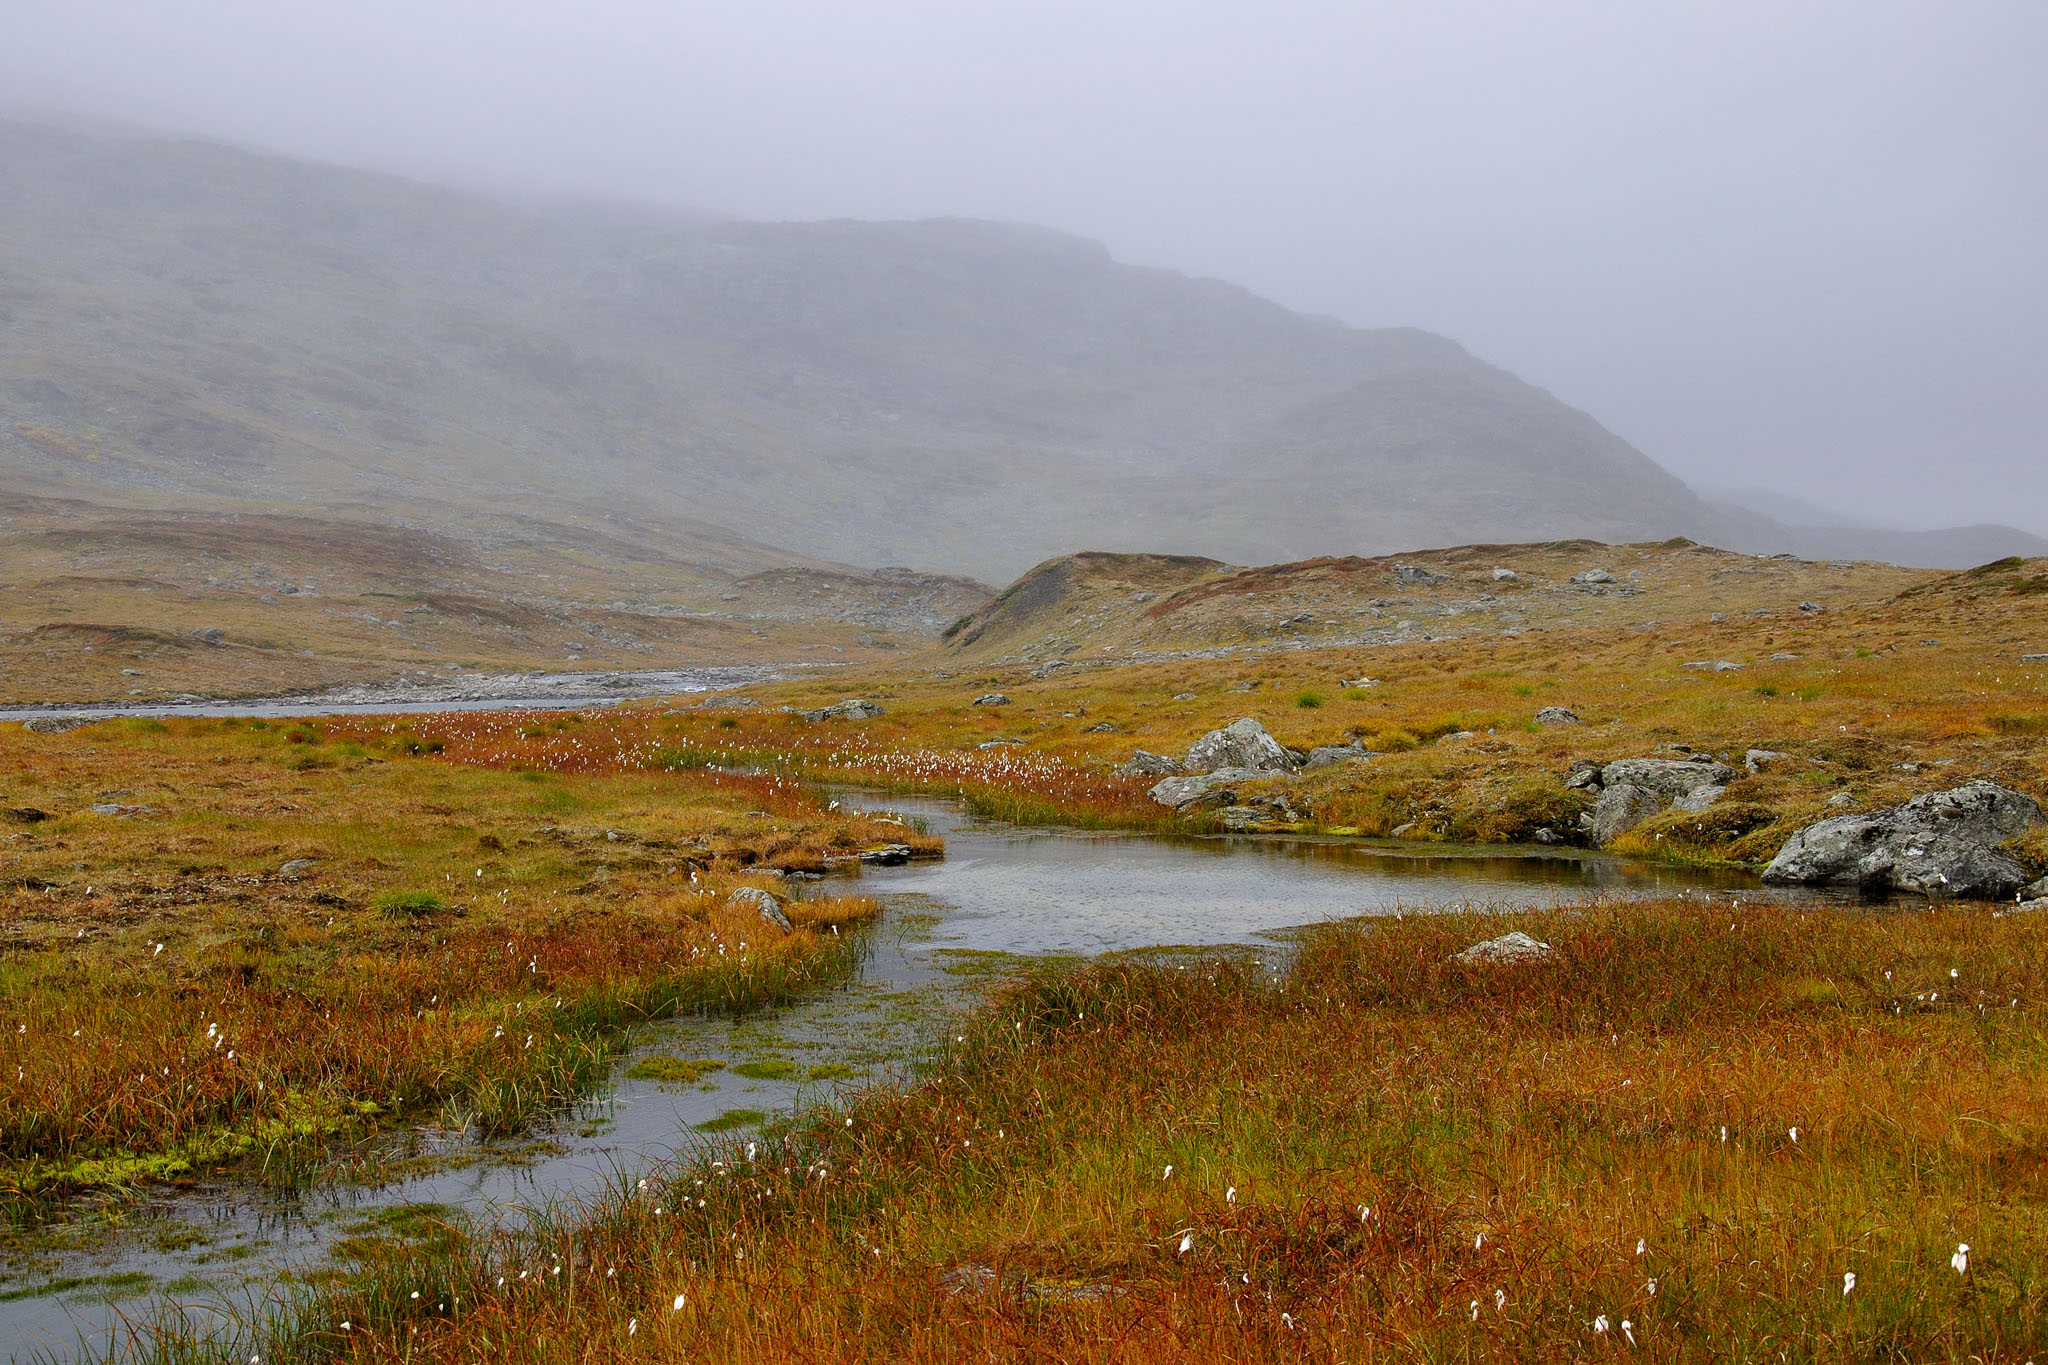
[179,898,2048,1363]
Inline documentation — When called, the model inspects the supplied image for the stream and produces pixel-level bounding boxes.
[2,791,1839,1360]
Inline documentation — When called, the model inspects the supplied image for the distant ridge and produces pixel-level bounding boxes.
[0,116,2032,578]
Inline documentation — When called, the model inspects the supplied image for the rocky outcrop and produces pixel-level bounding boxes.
[725,885,793,930]
[1117,750,1185,778]
[1184,718,1296,775]
[21,716,96,735]
[801,699,885,722]
[1577,756,1736,843]
[1454,931,1554,965]
[1533,707,1580,727]
[1762,780,2044,898]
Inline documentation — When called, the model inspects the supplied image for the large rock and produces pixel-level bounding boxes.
[1454,931,1554,965]
[1584,757,1736,844]
[1117,749,1185,777]
[1149,767,1287,811]
[725,885,793,930]
[1763,781,2044,898]
[1184,718,1295,775]
[801,698,884,722]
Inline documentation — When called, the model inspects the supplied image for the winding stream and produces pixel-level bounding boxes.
[2,792,1840,1359]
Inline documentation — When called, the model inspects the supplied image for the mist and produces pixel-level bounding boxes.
[4,0,2043,534]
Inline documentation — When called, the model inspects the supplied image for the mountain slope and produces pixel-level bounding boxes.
[1,118,2036,580]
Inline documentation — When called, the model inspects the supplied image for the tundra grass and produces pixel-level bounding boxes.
[136,898,2048,1362]
[0,713,925,1201]
[637,557,2048,864]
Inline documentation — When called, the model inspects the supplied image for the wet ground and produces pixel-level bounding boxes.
[1,790,1837,1359]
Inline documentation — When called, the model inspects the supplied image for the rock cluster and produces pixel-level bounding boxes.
[1146,717,1305,815]
[1763,781,2043,898]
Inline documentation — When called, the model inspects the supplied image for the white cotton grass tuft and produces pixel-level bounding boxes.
[674,1292,688,1310]
[1843,1270,1856,1295]
[1178,1232,1194,1255]
[1952,1244,1970,1274]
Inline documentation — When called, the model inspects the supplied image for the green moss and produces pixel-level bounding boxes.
[730,1059,797,1081]
[806,1063,856,1082]
[695,1108,766,1132]
[625,1056,725,1084]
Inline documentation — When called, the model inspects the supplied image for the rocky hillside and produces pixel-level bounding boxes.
[939,541,1941,666]
[5,116,2033,588]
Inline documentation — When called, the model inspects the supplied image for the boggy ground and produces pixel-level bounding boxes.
[158,901,2048,1363]
[0,712,938,1205]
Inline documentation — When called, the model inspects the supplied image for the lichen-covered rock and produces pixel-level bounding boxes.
[1184,718,1295,775]
[1455,931,1554,965]
[725,885,793,930]
[970,693,1010,707]
[1149,767,1286,811]
[1533,707,1581,727]
[1763,781,2045,898]
[1304,743,1374,770]
[1117,749,1185,778]
[1587,757,1736,843]
[801,699,884,722]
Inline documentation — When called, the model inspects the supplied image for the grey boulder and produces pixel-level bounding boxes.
[725,885,794,931]
[1150,766,1286,811]
[21,716,95,735]
[1745,749,1789,773]
[802,699,885,722]
[1117,749,1185,778]
[1533,707,1581,727]
[970,693,1011,707]
[1184,718,1296,775]
[1762,780,2044,898]
[1304,743,1375,770]
[1584,757,1737,844]
[2027,876,2048,901]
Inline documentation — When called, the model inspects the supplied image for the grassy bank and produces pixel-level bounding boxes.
[144,897,2048,1362]
[0,714,925,1201]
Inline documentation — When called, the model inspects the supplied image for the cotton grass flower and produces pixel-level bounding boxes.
[1842,1270,1856,1295]
[1952,1243,1970,1274]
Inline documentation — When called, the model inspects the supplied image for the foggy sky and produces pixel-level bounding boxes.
[4,0,2044,533]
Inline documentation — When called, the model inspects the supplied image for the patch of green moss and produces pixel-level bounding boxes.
[695,1108,766,1133]
[730,1059,797,1081]
[625,1056,725,1084]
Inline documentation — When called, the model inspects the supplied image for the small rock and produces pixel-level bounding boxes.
[1083,721,1122,733]
[1394,564,1446,585]
[724,886,793,931]
[1455,931,1554,965]
[1304,743,1374,770]
[120,668,141,676]
[1799,601,1825,614]
[2018,898,2048,913]
[21,716,95,735]
[857,844,913,866]
[1533,707,1581,727]
[978,739,1024,750]
[1826,791,1857,809]
[1339,677,1379,689]
[1185,718,1296,775]
[90,803,152,817]
[279,858,319,879]
[191,627,227,646]
[1172,692,1197,701]
[1491,567,1516,581]
[1438,730,1477,743]
[1681,660,1746,672]
[694,694,759,710]
[1564,767,1602,791]
[801,699,885,722]
[1770,652,1799,661]
[1745,749,1789,773]
[1117,750,1185,777]
[1389,822,1419,838]
[970,694,1011,707]
[1532,827,1565,845]
[2021,653,2048,664]
[1570,569,1616,585]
